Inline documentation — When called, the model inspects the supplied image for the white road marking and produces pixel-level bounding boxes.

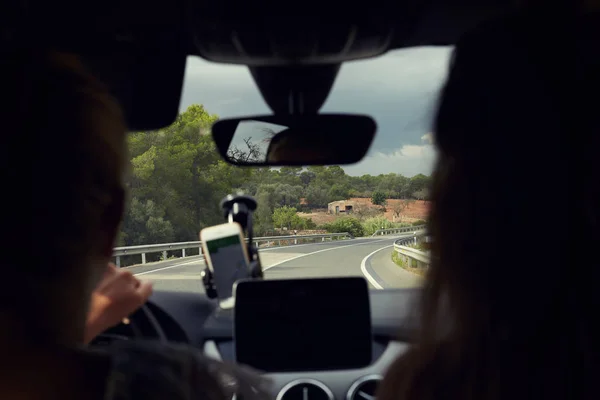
[256,238,360,251]
[263,238,391,271]
[132,240,362,276]
[134,259,202,276]
[360,245,394,290]
[134,236,401,277]
[141,274,202,280]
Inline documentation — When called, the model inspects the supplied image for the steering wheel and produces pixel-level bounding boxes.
[130,304,168,340]
[91,303,168,345]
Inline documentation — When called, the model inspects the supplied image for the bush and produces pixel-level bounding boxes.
[361,217,396,236]
[412,219,427,226]
[371,191,387,206]
[321,217,365,238]
[296,205,312,213]
[300,217,317,229]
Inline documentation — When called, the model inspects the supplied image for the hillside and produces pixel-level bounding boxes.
[299,198,430,225]
[350,198,430,222]
[297,210,338,225]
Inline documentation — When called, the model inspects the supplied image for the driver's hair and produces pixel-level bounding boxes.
[0,49,128,340]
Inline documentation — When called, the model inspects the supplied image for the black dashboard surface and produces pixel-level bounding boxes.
[101,288,421,400]
[148,287,421,346]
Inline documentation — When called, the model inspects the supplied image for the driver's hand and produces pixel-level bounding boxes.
[84,263,153,344]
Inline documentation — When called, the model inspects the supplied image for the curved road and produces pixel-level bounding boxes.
[130,236,422,293]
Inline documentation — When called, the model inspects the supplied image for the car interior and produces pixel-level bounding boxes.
[8,1,592,400]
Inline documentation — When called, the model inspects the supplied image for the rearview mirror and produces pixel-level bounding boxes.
[211,114,376,166]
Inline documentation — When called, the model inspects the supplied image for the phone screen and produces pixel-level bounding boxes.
[205,234,249,300]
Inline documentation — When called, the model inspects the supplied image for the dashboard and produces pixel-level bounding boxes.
[96,288,420,400]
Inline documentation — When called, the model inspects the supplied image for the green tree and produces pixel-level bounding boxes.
[120,198,174,245]
[329,183,351,201]
[305,185,330,208]
[119,102,432,246]
[301,217,317,229]
[371,191,387,206]
[254,190,274,235]
[408,174,431,198]
[278,167,303,185]
[123,104,232,243]
[412,188,430,200]
[273,206,304,230]
[299,170,316,187]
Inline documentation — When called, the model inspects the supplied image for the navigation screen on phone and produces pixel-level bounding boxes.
[206,234,248,300]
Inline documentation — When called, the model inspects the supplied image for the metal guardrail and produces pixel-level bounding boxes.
[113,232,353,267]
[372,225,426,236]
[393,231,430,268]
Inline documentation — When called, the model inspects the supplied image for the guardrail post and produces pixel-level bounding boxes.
[182,248,186,258]
[294,238,297,245]
[142,253,146,264]
[322,237,325,242]
[162,250,167,260]
[116,256,121,267]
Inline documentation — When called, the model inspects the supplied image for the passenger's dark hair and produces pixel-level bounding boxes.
[377,12,599,400]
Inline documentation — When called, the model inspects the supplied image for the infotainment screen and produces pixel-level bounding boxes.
[233,277,372,372]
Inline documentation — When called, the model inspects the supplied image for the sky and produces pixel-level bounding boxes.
[179,46,454,177]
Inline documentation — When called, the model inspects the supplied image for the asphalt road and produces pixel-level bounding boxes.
[130,236,423,293]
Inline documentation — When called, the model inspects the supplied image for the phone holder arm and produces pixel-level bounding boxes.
[202,194,263,299]
[244,208,264,279]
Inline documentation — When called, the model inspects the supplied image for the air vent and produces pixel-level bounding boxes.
[276,379,334,400]
[346,375,382,400]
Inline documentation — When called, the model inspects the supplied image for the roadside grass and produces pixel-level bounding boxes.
[392,250,427,277]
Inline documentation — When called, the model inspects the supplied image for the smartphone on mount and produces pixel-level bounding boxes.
[200,222,251,306]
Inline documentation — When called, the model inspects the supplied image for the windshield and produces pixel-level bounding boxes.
[119,47,452,292]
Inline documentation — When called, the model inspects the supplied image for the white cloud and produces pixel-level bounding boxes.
[421,132,434,145]
[184,59,254,84]
[344,134,437,176]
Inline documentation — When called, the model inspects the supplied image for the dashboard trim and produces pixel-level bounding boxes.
[203,339,409,400]
[275,379,334,400]
[346,374,382,400]
[203,340,223,360]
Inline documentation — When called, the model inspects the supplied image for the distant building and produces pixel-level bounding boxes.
[327,200,355,215]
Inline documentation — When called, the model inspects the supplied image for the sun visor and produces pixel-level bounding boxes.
[82,46,187,131]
